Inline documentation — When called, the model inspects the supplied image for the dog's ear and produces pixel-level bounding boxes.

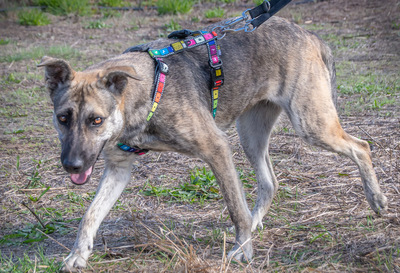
[37,56,75,97]
[101,66,142,96]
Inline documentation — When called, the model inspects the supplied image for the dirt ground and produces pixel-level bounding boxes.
[0,0,399,272]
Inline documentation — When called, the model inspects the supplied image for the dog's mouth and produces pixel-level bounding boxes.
[70,166,93,185]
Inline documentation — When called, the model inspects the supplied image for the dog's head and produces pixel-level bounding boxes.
[38,56,142,185]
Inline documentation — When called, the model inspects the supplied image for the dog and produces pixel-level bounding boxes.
[38,16,388,272]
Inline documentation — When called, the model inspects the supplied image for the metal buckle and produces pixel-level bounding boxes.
[242,8,252,21]
[209,60,223,69]
[264,0,271,12]
[244,21,257,32]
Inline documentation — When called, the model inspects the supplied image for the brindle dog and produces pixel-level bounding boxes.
[38,17,387,272]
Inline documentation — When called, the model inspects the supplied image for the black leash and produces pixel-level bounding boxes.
[249,0,293,29]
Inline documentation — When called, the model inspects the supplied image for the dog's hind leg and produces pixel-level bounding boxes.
[62,153,134,272]
[284,82,388,214]
[237,101,282,232]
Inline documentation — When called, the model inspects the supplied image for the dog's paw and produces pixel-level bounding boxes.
[368,192,388,215]
[61,252,87,272]
[227,248,253,263]
[251,212,264,232]
[251,218,263,232]
[227,243,253,263]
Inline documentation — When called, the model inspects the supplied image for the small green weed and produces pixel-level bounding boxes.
[197,226,224,245]
[141,167,220,202]
[165,19,181,32]
[28,186,50,202]
[308,224,333,244]
[85,20,112,29]
[253,0,264,5]
[205,7,225,18]
[26,159,43,188]
[0,248,62,272]
[237,168,256,189]
[101,9,122,18]
[0,38,10,45]
[35,0,91,16]
[18,9,51,26]
[4,73,21,84]
[202,0,236,2]
[392,21,400,30]
[98,0,127,7]
[0,221,68,246]
[157,0,193,15]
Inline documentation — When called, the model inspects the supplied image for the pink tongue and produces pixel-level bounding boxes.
[70,166,93,185]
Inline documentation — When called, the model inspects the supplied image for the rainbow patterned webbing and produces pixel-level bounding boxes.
[146,30,224,121]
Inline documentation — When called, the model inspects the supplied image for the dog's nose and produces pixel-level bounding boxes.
[63,158,84,173]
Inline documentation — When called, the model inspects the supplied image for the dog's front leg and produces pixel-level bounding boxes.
[62,156,133,272]
[201,135,253,262]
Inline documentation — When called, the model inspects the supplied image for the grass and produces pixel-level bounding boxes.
[205,7,225,18]
[34,0,91,16]
[157,0,193,15]
[141,167,221,203]
[0,45,80,63]
[98,0,127,7]
[165,19,181,32]
[336,72,399,113]
[0,39,10,45]
[17,9,51,26]
[0,248,62,272]
[84,20,112,29]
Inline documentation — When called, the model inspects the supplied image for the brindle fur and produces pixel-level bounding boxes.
[38,17,387,272]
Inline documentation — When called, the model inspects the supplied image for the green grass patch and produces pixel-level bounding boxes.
[34,0,91,16]
[98,0,127,7]
[253,0,265,5]
[165,19,181,32]
[3,87,47,107]
[202,0,236,2]
[337,73,399,112]
[0,248,62,272]
[0,39,10,45]
[0,45,79,63]
[205,7,225,18]
[18,9,51,26]
[0,208,71,246]
[84,20,112,29]
[157,0,193,15]
[101,9,122,18]
[141,167,221,203]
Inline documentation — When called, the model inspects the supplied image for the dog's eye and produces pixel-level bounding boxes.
[58,115,68,124]
[92,117,103,126]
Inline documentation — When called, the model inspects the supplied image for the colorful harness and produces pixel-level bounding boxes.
[146,30,223,121]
